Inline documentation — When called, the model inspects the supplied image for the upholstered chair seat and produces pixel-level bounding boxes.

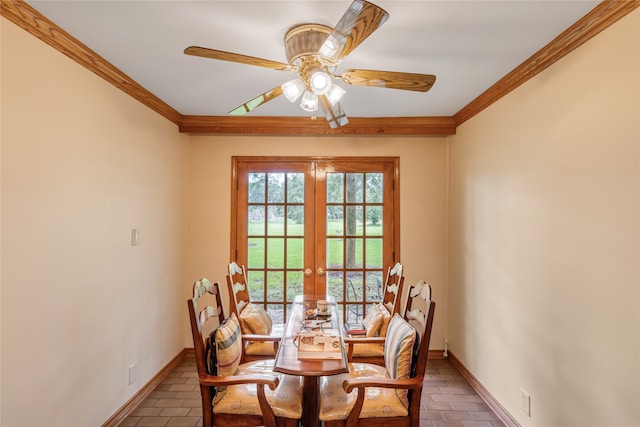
[319,280,436,427]
[319,362,409,421]
[187,278,302,427]
[213,359,303,419]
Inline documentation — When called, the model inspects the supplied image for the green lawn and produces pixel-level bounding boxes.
[246,219,383,321]
[247,219,382,268]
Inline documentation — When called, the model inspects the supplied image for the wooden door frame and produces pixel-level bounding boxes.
[231,156,400,306]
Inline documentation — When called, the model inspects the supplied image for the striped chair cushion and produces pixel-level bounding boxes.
[384,313,418,406]
[207,313,242,376]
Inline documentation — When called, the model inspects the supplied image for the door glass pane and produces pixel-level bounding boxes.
[345,304,361,323]
[267,206,284,235]
[326,239,343,268]
[247,238,264,268]
[248,173,265,203]
[326,173,344,203]
[247,270,264,302]
[345,238,362,268]
[287,206,304,236]
[365,206,382,236]
[327,206,344,235]
[287,173,304,203]
[267,238,284,268]
[267,271,283,300]
[346,272,363,301]
[267,304,284,324]
[365,238,382,269]
[346,206,363,236]
[326,271,344,301]
[268,173,285,203]
[287,271,303,301]
[249,206,265,235]
[366,271,383,302]
[366,173,383,203]
[345,173,363,203]
[286,238,303,268]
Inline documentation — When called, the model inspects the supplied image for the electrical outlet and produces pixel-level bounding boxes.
[520,388,531,416]
[129,362,137,385]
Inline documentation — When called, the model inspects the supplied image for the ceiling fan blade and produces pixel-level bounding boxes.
[319,96,349,128]
[184,46,291,71]
[229,86,283,115]
[341,69,436,92]
[318,0,389,66]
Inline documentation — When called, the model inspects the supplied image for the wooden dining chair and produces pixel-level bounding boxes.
[187,278,303,427]
[226,261,285,362]
[346,262,405,365]
[319,280,436,427]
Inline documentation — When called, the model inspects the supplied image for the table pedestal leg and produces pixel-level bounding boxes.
[302,376,319,427]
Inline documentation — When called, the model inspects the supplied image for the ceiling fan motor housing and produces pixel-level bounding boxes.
[284,24,333,65]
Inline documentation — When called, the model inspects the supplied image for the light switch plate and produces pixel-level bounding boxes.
[131,228,140,246]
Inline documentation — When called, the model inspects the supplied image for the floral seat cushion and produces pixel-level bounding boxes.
[213,359,303,420]
[318,362,409,421]
[319,314,418,421]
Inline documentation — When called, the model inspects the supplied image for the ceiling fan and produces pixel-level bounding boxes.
[184,0,436,128]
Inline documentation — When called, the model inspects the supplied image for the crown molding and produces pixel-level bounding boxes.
[3,0,637,135]
[180,115,457,135]
[0,0,183,125]
[454,0,639,126]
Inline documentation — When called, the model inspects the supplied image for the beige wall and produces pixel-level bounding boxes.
[2,6,639,427]
[1,18,189,426]
[448,9,639,427]
[184,135,450,349]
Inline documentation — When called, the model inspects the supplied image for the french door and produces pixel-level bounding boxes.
[232,157,399,324]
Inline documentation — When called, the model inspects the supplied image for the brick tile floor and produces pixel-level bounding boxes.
[119,357,506,427]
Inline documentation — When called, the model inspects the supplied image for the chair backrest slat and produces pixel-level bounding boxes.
[403,280,435,380]
[226,262,252,316]
[381,262,405,316]
[189,278,224,362]
[187,279,227,427]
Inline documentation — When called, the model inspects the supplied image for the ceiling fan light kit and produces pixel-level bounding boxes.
[325,85,346,106]
[184,0,436,128]
[300,90,319,112]
[309,70,332,95]
[281,78,306,103]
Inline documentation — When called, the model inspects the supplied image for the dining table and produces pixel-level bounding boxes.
[273,295,349,427]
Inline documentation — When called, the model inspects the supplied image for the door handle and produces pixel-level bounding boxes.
[304,268,313,276]
[317,267,325,275]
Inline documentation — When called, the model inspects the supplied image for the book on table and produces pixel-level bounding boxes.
[344,322,367,336]
[297,329,342,359]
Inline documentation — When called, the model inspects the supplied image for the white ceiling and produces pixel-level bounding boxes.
[26,0,600,119]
